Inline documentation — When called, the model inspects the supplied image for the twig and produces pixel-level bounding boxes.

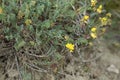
[25,52,48,58]
[25,62,48,73]
[14,53,22,80]
[25,62,66,75]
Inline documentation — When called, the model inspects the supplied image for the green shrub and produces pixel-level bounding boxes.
[0,0,112,77]
[0,0,111,51]
[0,0,75,50]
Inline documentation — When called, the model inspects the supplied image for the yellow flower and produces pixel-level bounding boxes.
[83,15,89,20]
[25,19,32,26]
[99,5,102,9]
[91,27,97,32]
[91,0,97,7]
[81,15,89,23]
[97,5,102,13]
[0,7,3,14]
[99,17,108,25]
[66,43,74,52]
[106,13,112,17]
[90,32,97,39]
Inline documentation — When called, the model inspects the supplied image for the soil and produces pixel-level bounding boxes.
[0,37,120,80]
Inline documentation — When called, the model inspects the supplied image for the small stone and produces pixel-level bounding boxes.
[107,64,119,74]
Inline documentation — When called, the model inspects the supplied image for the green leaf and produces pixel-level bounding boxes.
[0,14,5,20]
[28,25,34,32]
[65,10,76,18]
[65,26,74,32]
[21,70,31,80]
[54,53,63,61]
[14,40,26,50]
[77,38,88,45]
[29,41,35,46]
[41,20,51,29]
[37,4,45,15]
[9,13,16,22]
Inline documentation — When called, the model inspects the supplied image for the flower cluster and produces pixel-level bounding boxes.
[88,0,112,40]
[90,27,97,39]
[90,0,103,13]
[96,5,103,13]
[25,19,32,26]
[90,13,111,39]
[99,13,112,26]
[81,15,89,23]
[99,17,108,25]
[75,0,112,49]
[91,0,97,7]
[65,43,74,52]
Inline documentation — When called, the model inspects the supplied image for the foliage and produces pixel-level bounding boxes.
[0,0,75,50]
[0,0,111,51]
[0,0,113,79]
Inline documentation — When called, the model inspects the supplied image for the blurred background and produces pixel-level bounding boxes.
[103,0,120,51]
